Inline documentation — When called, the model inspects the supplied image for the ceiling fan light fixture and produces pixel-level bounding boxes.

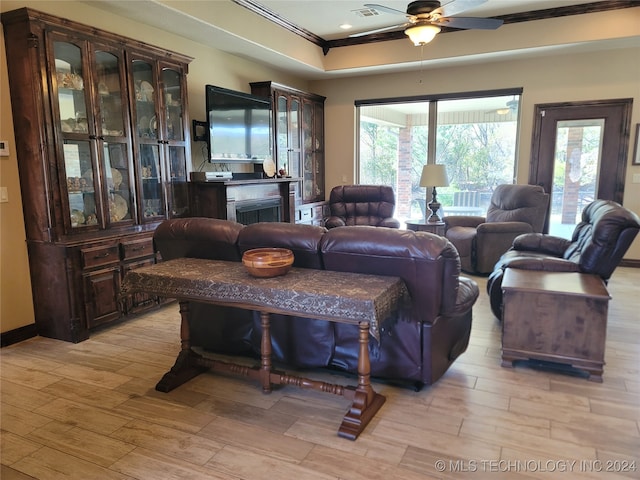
[405,23,441,46]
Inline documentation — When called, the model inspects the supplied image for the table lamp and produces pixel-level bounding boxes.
[419,164,449,223]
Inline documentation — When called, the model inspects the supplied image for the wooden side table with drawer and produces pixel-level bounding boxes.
[501,268,610,382]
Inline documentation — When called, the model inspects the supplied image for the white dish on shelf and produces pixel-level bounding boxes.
[140,81,154,101]
[110,194,128,222]
[262,158,276,178]
[109,168,123,190]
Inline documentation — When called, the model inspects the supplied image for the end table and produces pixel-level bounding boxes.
[405,219,445,236]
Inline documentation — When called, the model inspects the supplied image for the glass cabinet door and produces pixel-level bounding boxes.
[276,95,289,173]
[94,48,133,226]
[313,101,325,201]
[302,101,313,201]
[132,58,166,220]
[289,97,301,179]
[53,37,135,230]
[63,140,99,227]
[276,94,302,201]
[139,144,163,218]
[162,67,189,216]
[94,49,126,138]
[103,142,133,223]
[54,39,97,230]
[168,147,188,216]
[161,68,184,142]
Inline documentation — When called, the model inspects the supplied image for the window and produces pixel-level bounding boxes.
[357,90,521,225]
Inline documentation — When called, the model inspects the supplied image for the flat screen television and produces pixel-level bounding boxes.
[206,85,272,163]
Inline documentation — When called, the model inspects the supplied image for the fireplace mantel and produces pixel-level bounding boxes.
[189,177,300,224]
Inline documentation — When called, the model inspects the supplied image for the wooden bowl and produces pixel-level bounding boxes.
[242,248,294,278]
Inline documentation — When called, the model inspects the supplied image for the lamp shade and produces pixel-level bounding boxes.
[405,23,441,46]
[420,164,449,187]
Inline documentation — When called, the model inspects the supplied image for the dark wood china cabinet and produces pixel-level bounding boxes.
[1,8,192,342]
[250,82,326,224]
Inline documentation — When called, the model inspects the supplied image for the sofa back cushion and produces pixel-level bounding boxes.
[328,185,397,226]
[153,218,244,261]
[238,221,327,269]
[319,226,461,322]
[564,199,640,278]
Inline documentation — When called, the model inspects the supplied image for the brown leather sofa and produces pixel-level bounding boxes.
[324,185,401,229]
[153,218,479,388]
[444,184,549,274]
[486,199,640,319]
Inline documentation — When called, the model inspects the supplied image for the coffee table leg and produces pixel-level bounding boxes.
[156,301,208,392]
[260,311,272,394]
[338,321,386,440]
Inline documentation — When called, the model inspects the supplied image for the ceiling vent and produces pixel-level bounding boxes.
[352,8,381,18]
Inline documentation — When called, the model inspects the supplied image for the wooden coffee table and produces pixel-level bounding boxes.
[121,257,409,439]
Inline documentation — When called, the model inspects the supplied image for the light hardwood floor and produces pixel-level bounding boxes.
[1,269,639,479]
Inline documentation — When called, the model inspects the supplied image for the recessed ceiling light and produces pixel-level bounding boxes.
[339,23,353,30]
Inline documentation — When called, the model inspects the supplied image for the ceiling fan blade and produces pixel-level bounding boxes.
[434,16,503,30]
[433,0,487,18]
[349,23,407,37]
[364,3,408,16]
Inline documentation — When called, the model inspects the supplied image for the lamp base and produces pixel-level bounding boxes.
[427,200,442,223]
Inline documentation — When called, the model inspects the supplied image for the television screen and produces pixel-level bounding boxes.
[206,85,272,162]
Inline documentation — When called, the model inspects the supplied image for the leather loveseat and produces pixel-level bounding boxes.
[486,199,640,319]
[153,218,479,388]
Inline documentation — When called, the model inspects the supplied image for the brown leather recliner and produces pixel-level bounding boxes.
[486,199,640,319]
[324,185,401,229]
[444,184,549,274]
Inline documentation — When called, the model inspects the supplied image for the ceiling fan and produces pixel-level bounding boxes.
[486,96,519,115]
[351,0,504,45]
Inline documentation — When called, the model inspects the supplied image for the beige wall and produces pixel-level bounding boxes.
[0,31,35,334]
[310,45,640,258]
[1,1,639,335]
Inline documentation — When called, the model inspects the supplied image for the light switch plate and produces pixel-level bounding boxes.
[0,187,8,203]
[0,140,9,157]
[633,173,640,184]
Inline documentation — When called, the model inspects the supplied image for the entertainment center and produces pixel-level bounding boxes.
[189,82,327,227]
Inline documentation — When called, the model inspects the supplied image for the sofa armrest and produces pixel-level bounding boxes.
[444,215,485,230]
[450,276,479,316]
[379,217,401,228]
[324,216,346,229]
[512,233,572,256]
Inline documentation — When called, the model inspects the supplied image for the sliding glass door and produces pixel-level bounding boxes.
[357,90,521,225]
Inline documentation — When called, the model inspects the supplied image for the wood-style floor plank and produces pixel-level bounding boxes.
[1,267,639,479]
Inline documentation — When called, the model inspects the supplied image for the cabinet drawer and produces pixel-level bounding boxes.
[81,244,120,269]
[121,238,154,260]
